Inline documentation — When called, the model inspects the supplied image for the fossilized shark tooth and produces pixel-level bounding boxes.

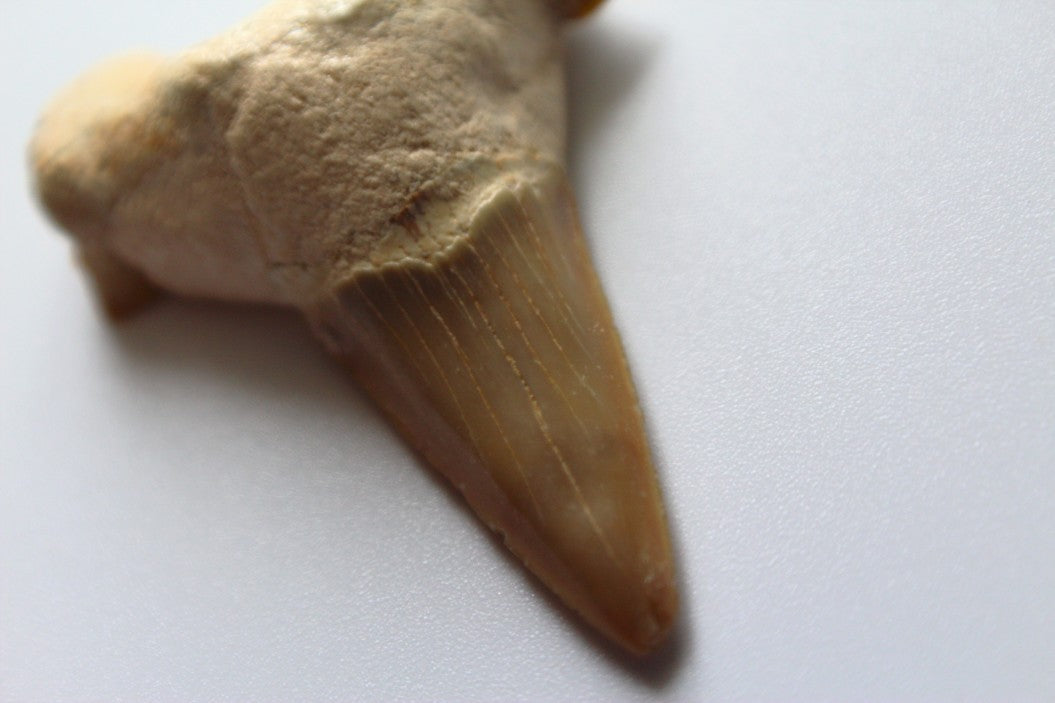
[29,0,677,654]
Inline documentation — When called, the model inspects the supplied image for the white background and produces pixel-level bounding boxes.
[2,1,1053,700]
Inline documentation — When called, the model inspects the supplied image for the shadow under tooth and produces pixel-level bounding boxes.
[310,165,677,654]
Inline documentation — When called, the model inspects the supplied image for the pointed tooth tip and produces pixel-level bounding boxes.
[594,557,679,655]
[639,575,680,653]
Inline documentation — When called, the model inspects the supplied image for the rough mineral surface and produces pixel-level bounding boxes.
[32,0,566,307]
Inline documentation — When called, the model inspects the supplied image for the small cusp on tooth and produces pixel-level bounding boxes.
[309,164,677,654]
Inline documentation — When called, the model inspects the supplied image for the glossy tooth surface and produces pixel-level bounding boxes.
[310,167,676,653]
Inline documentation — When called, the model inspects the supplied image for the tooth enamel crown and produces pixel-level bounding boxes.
[30,0,678,655]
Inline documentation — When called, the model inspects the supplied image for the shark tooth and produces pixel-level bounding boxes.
[29,0,677,654]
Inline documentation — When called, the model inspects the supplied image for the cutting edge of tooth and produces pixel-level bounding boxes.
[308,163,677,654]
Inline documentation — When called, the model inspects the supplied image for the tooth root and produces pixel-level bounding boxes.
[76,244,163,320]
[309,166,677,654]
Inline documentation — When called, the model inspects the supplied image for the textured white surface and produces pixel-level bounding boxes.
[2,1,1054,700]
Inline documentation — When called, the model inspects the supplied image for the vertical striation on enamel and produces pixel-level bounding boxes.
[309,165,676,653]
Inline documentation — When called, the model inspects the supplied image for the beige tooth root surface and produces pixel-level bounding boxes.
[31,0,567,308]
[29,0,678,654]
